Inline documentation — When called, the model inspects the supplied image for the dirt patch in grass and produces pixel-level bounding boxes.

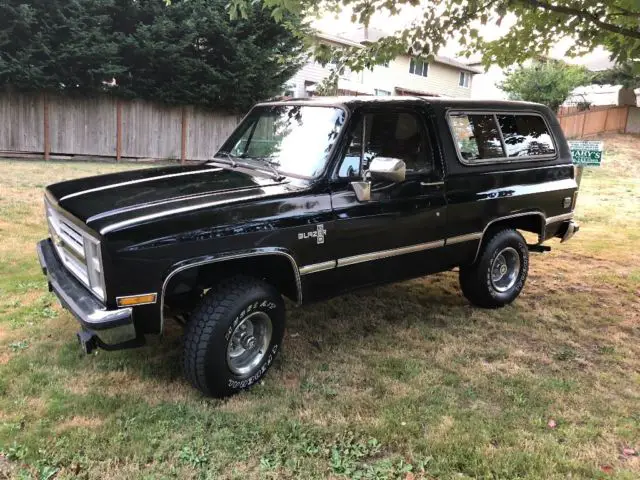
[56,415,105,432]
[94,370,194,405]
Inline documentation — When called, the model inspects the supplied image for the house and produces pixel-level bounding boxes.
[287,29,481,98]
[469,53,639,108]
[563,85,638,112]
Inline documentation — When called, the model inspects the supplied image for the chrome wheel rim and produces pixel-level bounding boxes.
[490,247,521,293]
[226,311,273,376]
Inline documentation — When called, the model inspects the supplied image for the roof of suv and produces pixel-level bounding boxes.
[258,96,547,111]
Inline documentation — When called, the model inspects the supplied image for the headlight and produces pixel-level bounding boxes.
[84,238,106,301]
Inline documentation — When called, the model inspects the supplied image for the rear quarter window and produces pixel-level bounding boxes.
[497,114,556,157]
[448,111,556,164]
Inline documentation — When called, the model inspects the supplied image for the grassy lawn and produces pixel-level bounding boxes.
[0,134,639,479]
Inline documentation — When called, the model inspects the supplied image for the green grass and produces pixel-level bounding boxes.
[0,136,639,479]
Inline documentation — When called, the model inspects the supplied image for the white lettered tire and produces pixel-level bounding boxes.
[182,275,285,397]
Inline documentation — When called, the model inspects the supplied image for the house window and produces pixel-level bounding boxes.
[409,58,428,77]
[375,89,391,96]
[459,71,471,88]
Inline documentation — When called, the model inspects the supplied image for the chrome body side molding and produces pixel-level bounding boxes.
[160,249,302,333]
[446,232,482,245]
[299,235,489,275]
[337,240,445,268]
[299,260,337,275]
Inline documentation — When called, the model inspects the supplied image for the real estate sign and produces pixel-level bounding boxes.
[568,140,603,167]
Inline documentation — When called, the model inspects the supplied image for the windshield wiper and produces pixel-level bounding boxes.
[210,153,283,181]
[247,157,284,181]
[211,152,238,168]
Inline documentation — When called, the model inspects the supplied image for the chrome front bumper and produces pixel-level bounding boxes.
[37,239,140,349]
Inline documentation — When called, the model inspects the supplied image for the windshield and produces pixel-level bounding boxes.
[218,105,346,178]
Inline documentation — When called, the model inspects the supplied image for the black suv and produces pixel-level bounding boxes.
[37,97,579,397]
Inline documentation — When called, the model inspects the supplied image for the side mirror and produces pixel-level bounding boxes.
[349,157,406,202]
[368,157,406,183]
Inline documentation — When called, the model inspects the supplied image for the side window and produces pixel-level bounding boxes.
[338,111,433,178]
[497,115,556,157]
[449,114,505,161]
[338,117,366,178]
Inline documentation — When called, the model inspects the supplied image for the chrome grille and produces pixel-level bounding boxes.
[46,201,90,288]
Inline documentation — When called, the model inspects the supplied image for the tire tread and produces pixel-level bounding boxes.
[182,275,278,396]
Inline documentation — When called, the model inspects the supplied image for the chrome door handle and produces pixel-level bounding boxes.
[420,181,444,187]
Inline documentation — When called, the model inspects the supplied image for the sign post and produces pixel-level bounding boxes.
[568,140,603,187]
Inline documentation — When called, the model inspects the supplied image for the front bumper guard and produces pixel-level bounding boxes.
[37,239,142,350]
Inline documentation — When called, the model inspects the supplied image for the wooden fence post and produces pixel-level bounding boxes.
[181,106,188,164]
[579,112,587,138]
[623,105,630,133]
[116,99,123,162]
[43,92,50,160]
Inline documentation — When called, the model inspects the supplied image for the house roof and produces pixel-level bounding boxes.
[316,28,482,74]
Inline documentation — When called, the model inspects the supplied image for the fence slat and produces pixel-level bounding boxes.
[43,93,50,160]
[558,105,631,139]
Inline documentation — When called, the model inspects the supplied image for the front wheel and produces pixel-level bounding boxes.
[182,275,285,397]
[459,228,529,308]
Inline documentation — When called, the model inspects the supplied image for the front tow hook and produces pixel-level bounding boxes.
[77,330,97,355]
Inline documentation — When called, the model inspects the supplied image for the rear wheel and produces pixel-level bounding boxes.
[182,275,285,397]
[459,228,529,308]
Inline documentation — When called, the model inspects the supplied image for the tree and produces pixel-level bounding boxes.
[593,61,640,89]
[228,1,640,71]
[0,0,306,111]
[499,61,592,111]
[0,0,124,94]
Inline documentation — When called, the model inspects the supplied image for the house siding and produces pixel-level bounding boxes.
[289,54,474,98]
[391,56,473,98]
[288,60,331,97]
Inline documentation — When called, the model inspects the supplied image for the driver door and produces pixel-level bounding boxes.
[326,105,448,294]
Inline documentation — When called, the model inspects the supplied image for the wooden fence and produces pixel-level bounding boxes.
[558,105,631,139]
[0,91,242,162]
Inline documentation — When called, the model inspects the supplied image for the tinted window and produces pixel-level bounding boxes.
[497,115,555,157]
[449,114,505,161]
[338,111,433,177]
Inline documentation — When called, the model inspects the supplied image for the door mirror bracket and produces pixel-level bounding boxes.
[350,181,371,202]
[350,157,406,202]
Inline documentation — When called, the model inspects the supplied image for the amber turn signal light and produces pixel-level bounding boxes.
[116,293,157,307]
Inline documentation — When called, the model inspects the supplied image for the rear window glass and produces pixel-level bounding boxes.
[449,112,556,163]
[497,115,555,157]
[449,114,505,161]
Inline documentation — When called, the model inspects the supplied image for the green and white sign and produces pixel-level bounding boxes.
[568,140,603,167]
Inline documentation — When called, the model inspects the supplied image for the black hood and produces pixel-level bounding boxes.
[46,164,294,234]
